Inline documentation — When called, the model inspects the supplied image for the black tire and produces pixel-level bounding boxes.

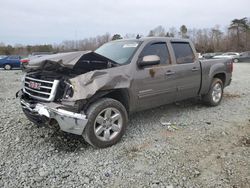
[203,78,224,106]
[82,98,128,148]
[233,58,239,63]
[4,64,12,70]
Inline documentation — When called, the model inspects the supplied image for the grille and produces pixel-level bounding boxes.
[24,75,60,101]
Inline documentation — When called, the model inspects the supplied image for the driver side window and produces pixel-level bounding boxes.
[8,55,19,60]
[141,42,170,65]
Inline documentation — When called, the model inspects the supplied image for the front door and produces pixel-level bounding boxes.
[132,42,177,111]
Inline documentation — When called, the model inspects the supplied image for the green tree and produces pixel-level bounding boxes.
[229,17,249,50]
[180,25,188,38]
[26,45,32,54]
[112,34,122,40]
[4,45,14,55]
[37,45,53,52]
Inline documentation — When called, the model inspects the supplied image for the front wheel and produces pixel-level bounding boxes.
[203,78,223,106]
[82,98,128,148]
[4,64,12,70]
[233,58,239,63]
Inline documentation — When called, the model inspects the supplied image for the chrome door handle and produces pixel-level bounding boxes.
[191,67,199,71]
[165,71,175,76]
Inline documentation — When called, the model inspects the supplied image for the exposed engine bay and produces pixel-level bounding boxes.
[19,51,131,113]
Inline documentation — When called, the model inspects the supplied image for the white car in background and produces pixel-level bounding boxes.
[213,52,240,62]
[21,52,54,69]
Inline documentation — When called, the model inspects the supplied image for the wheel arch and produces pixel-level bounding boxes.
[213,72,226,87]
[83,88,130,114]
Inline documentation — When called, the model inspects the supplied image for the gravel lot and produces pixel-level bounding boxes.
[0,63,249,188]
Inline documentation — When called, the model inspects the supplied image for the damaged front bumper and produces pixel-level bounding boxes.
[20,98,88,135]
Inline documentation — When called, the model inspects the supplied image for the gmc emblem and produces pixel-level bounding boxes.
[29,81,41,90]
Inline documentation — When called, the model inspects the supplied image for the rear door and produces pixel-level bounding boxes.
[170,42,201,100]
[133,41,177,111]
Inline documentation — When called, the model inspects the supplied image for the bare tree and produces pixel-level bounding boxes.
[211,25,223,51]
[1,18,250,56]
[168,27,178,37]
[124,33,136,39]
[148,30,155,37]
[147,25,166,37]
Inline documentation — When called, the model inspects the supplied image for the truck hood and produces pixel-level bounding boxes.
[24,51,132,102]
[24,51,117,72]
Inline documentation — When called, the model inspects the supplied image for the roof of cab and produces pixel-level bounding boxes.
[113,37,191,43]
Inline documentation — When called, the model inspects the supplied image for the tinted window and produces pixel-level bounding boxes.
[171,42,195,64]
[240,52,247,57]
[141,42,170,64]
[244,52,250,56]
[8,55,19,60]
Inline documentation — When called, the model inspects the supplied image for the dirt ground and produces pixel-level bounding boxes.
[0,63,249,188]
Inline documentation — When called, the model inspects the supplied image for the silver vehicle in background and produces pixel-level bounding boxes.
[236,51,250,62]
[213,52,240,62]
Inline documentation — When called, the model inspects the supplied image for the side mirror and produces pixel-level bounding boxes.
[138,55,160,67]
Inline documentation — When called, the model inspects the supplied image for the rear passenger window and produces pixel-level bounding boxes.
[171,42,195,64]
[8,56,19,60]
[141,42,170,65]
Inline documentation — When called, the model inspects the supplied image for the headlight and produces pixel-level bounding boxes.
[63,80,74,99]
[21,73,26,88]
[21,73,26,82]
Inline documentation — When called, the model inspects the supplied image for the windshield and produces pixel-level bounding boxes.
[95,40,140,64]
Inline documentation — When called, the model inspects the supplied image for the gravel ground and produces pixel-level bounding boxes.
[0,63,250,188]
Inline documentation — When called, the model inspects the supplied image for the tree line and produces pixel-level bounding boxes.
[0,17,249,56]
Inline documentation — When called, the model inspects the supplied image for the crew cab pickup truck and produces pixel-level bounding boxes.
[17,37,233,148]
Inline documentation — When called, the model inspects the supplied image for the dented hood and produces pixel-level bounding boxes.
[24,51,116,71]
[24,51,132,102]
[26,51,90,69]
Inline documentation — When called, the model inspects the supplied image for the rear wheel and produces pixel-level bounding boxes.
[203,78,223,106]
[83,98,128,148]
[4,64,12,70]
[233,58,239,63]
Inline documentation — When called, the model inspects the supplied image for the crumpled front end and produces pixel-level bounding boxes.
[18,51,132,135]
[18,90,88,135]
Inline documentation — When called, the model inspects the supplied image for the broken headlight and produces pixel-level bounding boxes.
[21,73,26,88]
[63,80,74,99]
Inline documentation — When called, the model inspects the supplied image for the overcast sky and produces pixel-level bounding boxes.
[0,0,249,45]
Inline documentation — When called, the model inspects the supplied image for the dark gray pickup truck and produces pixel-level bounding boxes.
[17,37,233,148]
